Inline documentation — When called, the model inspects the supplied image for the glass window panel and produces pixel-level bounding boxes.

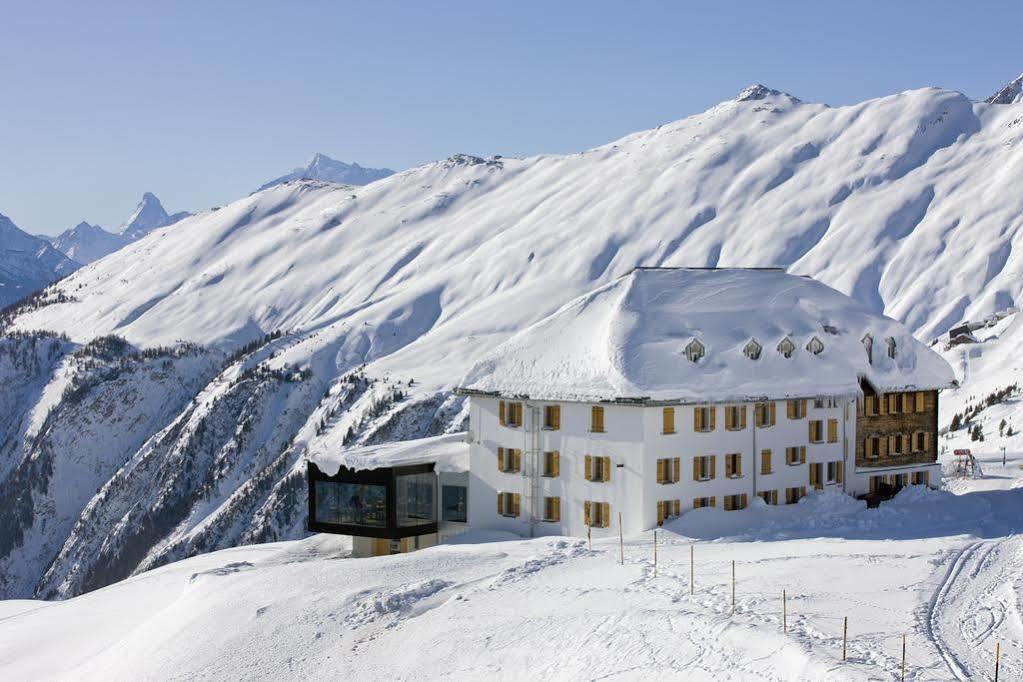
[442,485,468,523]
[396,472,437,527]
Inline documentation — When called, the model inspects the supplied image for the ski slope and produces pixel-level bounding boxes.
[1,455,1021,681]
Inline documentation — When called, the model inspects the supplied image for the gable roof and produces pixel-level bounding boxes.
[458,268,955,403]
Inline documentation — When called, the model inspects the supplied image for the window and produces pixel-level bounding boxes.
[656,499,681,525]
[890,434,905,456]
[694,406,716,432]
[499,400,523,427]
[656,457,681,484]
[395,472,437,527]
[813,397,825,409]
[693,455,715,481]
[543,496,561,522]
[912,471,930,486]
[760,449,772,475]
[725,453,742,478]
[724,405,746,431]
[864,395,878,416]
[584,501,611,528]
[543,405,561,429]
[543,451,560,477]
[786,399,807,420]
[806,336,824,355]
[864,437,881,459]
[723,494,748,511]
[809,420,824,443]
[826,460,843,484]
[685,338,705,362]
[497,447,522,473]
[785,486,807,504]
[754,402,776,427]
[744,338,762,360]
[862,333,874,364]
[869,475,883,493]
[313,481,387,527]
[585,455,612,482]
[886,337,897,359]
[692,496,716,509]
[785,446,806,466]
[662,407,676,434]
[497,492,521,517]
[912,431,926,453]
[442,485,468,523]
[777,336,796,358]
[886,393,901,415]
[827,418,839,443]
[759,490,778,505]
[808,462,823,490]
[591,406,605,433]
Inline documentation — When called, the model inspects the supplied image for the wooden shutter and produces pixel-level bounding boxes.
[808,421,815,442]
[709,455,717,480]
[828,419,838,443]
[497,493,505,515]
[499,401,506,425]
[672,457,680,482]
[916,391,925,412]
[923,471,930,487]
[786,401,794,419]
[809,464,817,487]
[835,461,844,483]
[725,407,734,430]
[512,494,521,517]
[553,451,560,477]
[553,497,561,521]
[602,457,611,482]
[761,449,771,474]
[924,432,931,452]
[656,459,666,484]
[769,402,776,425]
[552,406,561,429]
[591,406,604,432]
[673,500,681,516]
[663,408,674,434]
[584,501,592,526]
[735,454,742,477]
[657,501,665,525]
[601,502,611,528]
[740,406,747,429]
[799,486,806,499]
[512,449,522,472]
[800,399,807,417]
[497,447,504,470]
[693,457,700,481]
[888,435,897,455]
[740,493,747,509]
[693,408,700,432]
[709,407,716,431]
[584,455,592,481]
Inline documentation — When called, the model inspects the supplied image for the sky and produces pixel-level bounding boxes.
[2,1,1022,236]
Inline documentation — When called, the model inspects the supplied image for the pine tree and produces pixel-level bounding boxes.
[950,413,962,432]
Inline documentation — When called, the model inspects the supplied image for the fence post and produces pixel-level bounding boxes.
[653,529,657,577]
[728,560,736,617]
[618,512,624,565]
[782,589,787,633]
[587,526,591,551]
[995,640,1001,682]
[901,634,906,681]
[842,616,847,661]
[690,544,694,595]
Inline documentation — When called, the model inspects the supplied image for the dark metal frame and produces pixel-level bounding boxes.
[307,461,438,539]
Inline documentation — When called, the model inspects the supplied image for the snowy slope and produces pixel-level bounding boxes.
[3,470,1023,681]
[258,152,395,190]
[51,222,129,265]
[987,72,1023,104]
[5,81,1023,599]
[0,214,79,308]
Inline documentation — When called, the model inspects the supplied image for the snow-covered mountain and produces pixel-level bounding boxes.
[0,214,79,308]
[4,79,1023,601]
[258,152,395,190]
[986,72,1023,104]
[50,222,129,265]
[119,192,190,240]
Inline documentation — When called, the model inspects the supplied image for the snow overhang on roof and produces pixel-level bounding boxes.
[306,432,469,476]
[457,268,955,404]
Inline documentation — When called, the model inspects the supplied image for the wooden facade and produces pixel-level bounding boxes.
[855,380,939,468]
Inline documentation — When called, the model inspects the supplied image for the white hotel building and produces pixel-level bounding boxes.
[456,267,954,539]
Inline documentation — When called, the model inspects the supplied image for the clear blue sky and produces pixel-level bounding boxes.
[2,0,1022,235]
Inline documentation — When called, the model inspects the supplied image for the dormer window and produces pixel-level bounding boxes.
[822,324,839,335]
[684,338,705,363]
[862,334,873,364]
[805,336,824,355]
[886,337,897,359]
[777,337,796,359]
[743,338,762,360]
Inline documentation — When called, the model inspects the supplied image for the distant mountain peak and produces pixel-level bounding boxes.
[119,192,189,240]
[986,73,1023,104]
[259,153,396,191]
[735,83,801,104]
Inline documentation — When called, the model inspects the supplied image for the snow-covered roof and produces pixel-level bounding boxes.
[307,432,468,476]
[458,268,955,403]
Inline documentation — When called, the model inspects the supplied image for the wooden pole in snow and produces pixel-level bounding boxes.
[782,590,787,633]
[587,526,591,551]
[995,640,1001,682]
[653,529,657,577]
[728,564,736,617]
[690,544,694,595]
[900,634,906,681]
[842,616,847,661]
[618,512,624,565]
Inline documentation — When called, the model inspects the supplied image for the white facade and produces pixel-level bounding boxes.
[467,393,939,538]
